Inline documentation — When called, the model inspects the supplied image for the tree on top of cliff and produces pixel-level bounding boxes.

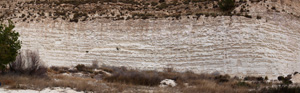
[0,20,21,71]
[218,0,235,12]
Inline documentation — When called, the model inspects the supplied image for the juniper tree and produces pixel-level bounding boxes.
[0,20,21,70]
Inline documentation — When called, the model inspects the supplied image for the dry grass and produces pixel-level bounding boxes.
[0,74,50,90]
[49,66,72,74]
[181,79,251,93]
[0,73,122,92]
[260,86,300,93]
[0,64,274,93]
[104,69,163,86]
[50,74,103,92]
[103,66,225,87]
[0,72,170,92]
[100,66,272,93]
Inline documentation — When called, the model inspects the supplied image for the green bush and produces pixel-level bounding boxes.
[0,20,21,70]
[218,0,235,11]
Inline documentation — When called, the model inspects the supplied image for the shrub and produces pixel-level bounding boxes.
[70,12,88,23]
[0,20,21,71]
[271,6,276,10]
[9,53,25,73]
[244,14,252,18]
[70,19,78,23]
[75,64,86,71]
[119,0,138,5]
[9,50,47,76]
[55,11,66,17]
[191,0,205,2]
[21,14,25,18]
[218,0,235,11]
[260,86,300,93]
[294,72,299,75]
[50,66,70,73]
[234,81,252,87]
[99,67,112,74]
[151,2,158,6]
[278,76,284,81]
[159,0,165,3]
[169,14,181,19]
[214,74,230,82]
[74,64,95,73]
[132,13,154,19]
[157,2,168,9]
[92,60,99,69]
[244,76,264,82]
[278,75,292,85]
[265,76,268,80]
[104,69,163,86]
[101,65,218,86]
[102,66,219,86]
[257,15,262,19]
[183,0,191,4]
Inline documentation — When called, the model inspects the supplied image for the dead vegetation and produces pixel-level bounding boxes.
[8,50,47,76]
[103,67,163,86]
[0,73,115,92]
[0,61,295,93]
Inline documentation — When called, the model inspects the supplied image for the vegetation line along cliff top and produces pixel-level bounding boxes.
[1,0,300,23]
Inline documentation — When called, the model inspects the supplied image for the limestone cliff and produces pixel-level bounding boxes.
[1,0,300,78]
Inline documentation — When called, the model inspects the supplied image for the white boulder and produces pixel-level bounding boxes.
[159,79,177,87]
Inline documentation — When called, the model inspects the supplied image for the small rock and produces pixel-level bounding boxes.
[73,72,84,77]
[61,73,71,76]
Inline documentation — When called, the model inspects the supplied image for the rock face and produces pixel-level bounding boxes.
[1,0,300,78]
[15,15,300,78]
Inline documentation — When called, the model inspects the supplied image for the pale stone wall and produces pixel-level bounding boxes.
[1,0,300,78]
[13,14,300,78]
